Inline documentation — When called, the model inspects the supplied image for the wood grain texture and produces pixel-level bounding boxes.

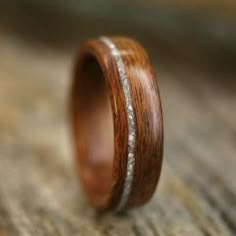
[0,14,235,236]
[111,37,164,208]
[71,37,163,210]
[71,39,128,210]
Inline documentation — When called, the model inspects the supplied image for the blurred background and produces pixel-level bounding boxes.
[0,1,235,236]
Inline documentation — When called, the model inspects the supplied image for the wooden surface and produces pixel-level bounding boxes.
[0,7,236,236]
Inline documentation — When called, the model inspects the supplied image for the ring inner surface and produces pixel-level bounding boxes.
[73,54,114,208]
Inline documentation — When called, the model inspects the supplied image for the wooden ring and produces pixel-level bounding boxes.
[70,36,164,211]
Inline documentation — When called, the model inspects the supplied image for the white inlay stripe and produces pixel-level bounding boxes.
[100,37,136,210]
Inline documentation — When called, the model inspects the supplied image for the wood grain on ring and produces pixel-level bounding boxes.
[70,36,164,210]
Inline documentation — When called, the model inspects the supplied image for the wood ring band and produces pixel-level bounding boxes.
[70,36,164,211]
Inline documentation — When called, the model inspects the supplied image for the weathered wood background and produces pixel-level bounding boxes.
[0,3,235,236]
